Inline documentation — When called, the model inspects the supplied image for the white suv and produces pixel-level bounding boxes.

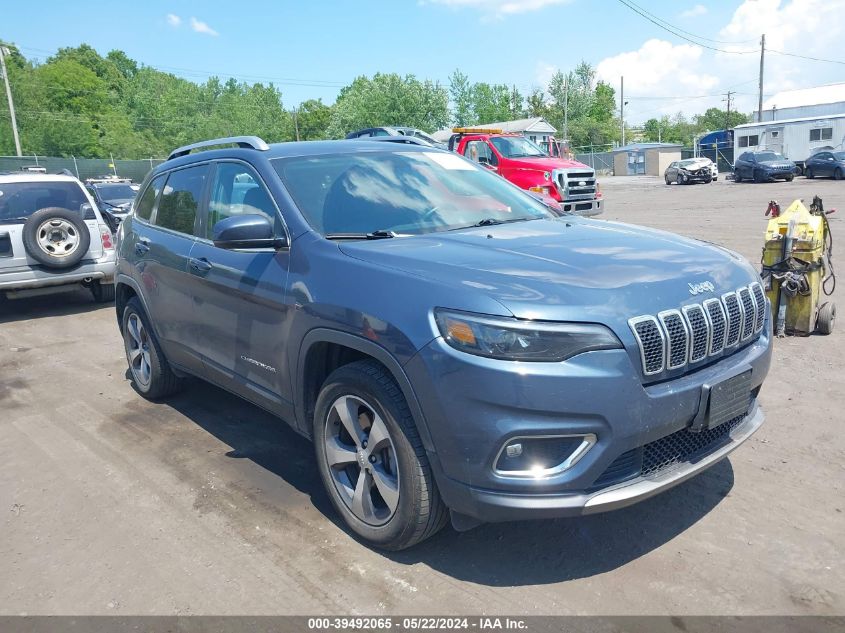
[0,173,116,302]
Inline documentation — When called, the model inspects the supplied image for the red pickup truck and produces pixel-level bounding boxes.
[449,129,603,216]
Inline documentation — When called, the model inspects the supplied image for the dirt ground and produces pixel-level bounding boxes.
[1,176,843,615]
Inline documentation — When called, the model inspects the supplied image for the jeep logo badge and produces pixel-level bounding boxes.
[688,281,715,295]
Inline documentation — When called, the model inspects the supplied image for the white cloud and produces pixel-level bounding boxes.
[594,0,845,124]
[165,13,181,27]
[424,0,571,18]
[679,4,707,18]
[189,16,219,36]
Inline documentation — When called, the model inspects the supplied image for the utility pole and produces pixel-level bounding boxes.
[293,107,300,142]
[724,90,734,130]
[620,76,625,147]
[757,34,765,123]
[0,45,22,156]
[563,77,569,145]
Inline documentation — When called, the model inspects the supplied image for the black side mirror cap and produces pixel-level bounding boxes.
[212,214,287,250]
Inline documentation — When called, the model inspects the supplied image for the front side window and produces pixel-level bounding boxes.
[207,162,279,239]
[134,175,166,221]
[490,136,546,158]
[154,165,209,235]
[0,181,89,224]
[463,140,497,165]
[273,150,554,237]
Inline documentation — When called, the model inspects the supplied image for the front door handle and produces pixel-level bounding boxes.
[135,240,150,255]
[189,257,213,274]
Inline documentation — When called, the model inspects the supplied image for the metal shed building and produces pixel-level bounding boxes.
[612,142,683,176]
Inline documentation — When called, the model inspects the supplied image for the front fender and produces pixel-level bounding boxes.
[295,328,436,453]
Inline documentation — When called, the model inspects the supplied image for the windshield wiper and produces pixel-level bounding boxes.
[450,216,536,231]
[325,229,396,240]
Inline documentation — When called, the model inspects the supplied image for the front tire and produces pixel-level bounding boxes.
[806,168,814,179]
[835,168,843,181]
[785,175,794,182]
[676,174,683,185]
[314,360,447,550]
[734,172,742,183]
[121,297,182,399]
[754,169,765,183]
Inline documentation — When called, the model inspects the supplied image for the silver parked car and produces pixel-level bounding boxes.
[665,158,715,185]
[0,173,116,302]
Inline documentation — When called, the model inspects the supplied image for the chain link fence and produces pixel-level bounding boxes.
[0,155,164,183]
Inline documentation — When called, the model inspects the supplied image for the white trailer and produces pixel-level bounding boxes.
[733,113,845,172]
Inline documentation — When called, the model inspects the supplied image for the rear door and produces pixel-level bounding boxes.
[140,164,210,371]
[187,161,293,412]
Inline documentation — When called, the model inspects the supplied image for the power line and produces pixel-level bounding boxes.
[616,0,757,45]
[615,0,845,66]
[614,0,758,54]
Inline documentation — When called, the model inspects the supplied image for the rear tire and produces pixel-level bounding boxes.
[313,360,447,550]
[817,302,836,335]
[121,297,183,399]
[734,172,742,183]
[91,281,115,303]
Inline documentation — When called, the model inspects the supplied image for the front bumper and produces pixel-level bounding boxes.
[559,197,603,216]
[405,321,771,523]
[0,258,115,291]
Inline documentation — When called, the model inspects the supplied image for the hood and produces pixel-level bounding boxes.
[758,160,794,168]
[337,218,757,329]
[504,156,591,171]
[679,159,711,171]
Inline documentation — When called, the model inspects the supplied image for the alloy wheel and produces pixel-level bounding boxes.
[323,394,400,526]
[125,313,152,388]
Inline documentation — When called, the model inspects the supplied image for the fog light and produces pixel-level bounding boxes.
[495,435,596,477]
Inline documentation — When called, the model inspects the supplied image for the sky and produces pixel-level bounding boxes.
[3,0,844,125]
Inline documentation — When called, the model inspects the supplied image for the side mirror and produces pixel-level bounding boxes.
[212,214,286,250]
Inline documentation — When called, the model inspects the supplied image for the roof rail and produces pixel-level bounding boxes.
[167,135,270,161]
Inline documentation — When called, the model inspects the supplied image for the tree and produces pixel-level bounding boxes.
[327,73,449,138]
[694,107,749,132]
[448,69,473,126]
[526,88,548,118]
[295,99,333,140]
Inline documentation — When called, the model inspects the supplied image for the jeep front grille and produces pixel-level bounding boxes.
[628,283,765,377]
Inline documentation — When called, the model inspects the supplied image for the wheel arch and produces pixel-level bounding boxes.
[115,274,159,339]
[296,329,436,453]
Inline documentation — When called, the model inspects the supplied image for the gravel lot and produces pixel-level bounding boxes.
[1,175,843,615]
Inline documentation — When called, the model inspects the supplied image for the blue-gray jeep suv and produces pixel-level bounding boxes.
[115,136,772,550]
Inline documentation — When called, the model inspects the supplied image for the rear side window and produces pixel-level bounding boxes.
[0,181,88,225]
[206,162,279,239]
[154,165,209,235]
[134,175,166,221]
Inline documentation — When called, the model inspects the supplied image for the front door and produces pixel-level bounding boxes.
[188,161,293,414]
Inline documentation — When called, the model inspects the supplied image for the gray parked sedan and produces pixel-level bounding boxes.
[805,150,845,180]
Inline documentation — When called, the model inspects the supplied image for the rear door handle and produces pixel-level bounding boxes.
[189,257,213,274]
[135,240,150,255]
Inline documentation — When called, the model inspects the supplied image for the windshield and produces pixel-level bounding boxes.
[96,184,136,202]
[755,151,786,161]
[272,150,555,236]
[490,136,547,158]
[679,159,708,167]
[834,152,845,161]
[0,181,89,224]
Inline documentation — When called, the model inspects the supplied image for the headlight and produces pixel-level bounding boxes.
[434,309,622,362]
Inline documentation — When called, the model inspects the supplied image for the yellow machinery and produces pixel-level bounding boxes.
[761,196,836,336]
